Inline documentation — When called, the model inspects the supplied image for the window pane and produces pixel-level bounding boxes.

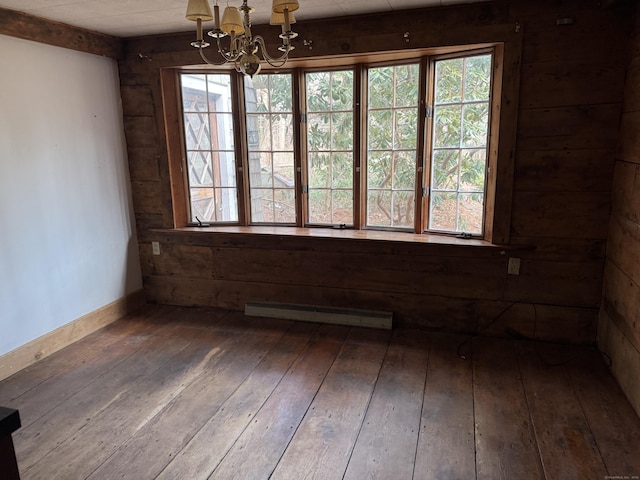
[306,70,354,226]
[332,152,353,189]
[245,73,295,224]
[368,151,391,189]
[331,112,353,150]
[462,103,489,148]
[428,53,492,235]
[367,63,419,229]
[269,75,293,111]
[432,149,460,190]
[367,190,392,227]
[181,73,238,223]
[308,113,331,151]
[333,190,353,225]
[274,189,296,223]
[368,67,393,109]
[309,190,330,223]
[435,58,463,103]
[395,64,420,108]
[306,72,330,111]
[458,192,484,234]
[393,151,416,189]
[394,108,418,150]
[248,152,273,187]
[368,110,393,150]
[187,151,213,187]
[433,105,462,148]
[460,149,486,191]
[331,71,354,111]
[184,113,211,150]
[429,192,457,231]
[309,153,330,188]
[464,55,492,102]
[251,188,274,223]
[392,190,415,227]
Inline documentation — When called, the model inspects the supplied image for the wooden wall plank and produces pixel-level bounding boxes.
[623,65,640,113]
[519,60,625,109]
[127,146,160,182]
[611,161,640,221]
[617,111,640,163]
[511,191,611,239]
[516,104,621,151]
[598,4,640,420]
[597,313,640,417]
[513,149,615,193]
[602,260,640,352]
[607,213,640,287]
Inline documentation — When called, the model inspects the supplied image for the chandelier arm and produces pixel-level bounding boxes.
[215,35,243,62]
[254,35,291,67]
[198,46,230,66]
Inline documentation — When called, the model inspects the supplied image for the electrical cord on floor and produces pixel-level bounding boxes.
[455,301,612,369]
[456,300,522,360]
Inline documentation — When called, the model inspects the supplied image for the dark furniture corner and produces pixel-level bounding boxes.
[0,407,21,479]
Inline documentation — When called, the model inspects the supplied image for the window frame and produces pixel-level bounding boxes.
[162,41,514,243]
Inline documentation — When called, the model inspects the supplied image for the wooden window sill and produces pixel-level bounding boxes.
[151,226,531,255]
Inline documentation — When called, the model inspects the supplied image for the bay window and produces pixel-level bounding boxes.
[177,48,496,237]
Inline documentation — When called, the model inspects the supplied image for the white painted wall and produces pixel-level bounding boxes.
[0,34,142,356]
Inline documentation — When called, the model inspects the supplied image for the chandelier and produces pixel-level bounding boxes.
[186,0,300,77]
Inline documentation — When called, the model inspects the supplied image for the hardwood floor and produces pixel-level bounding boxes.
[1,305,639,479]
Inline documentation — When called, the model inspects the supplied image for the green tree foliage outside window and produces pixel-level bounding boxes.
[367,64,419,228]
[430,54,492,234]
[245,73,296,223]
[306,70,355,225]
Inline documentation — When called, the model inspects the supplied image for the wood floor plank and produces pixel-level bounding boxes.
[14,314,239,474]
[14,321,198,473]
[566,348,640,477]
[23,318,286,479]
[269,329,389,480]
[23,320,290,480]
[413,334,475,480]
[0,305,168,406]
[343,329,429,480]
[473,337,545,480]
[516,342,608,480]
[92,322,316,480]
[0,306,637,480]
[207,325,349,480]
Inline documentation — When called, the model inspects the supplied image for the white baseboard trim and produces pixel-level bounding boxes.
[0,289,146,381]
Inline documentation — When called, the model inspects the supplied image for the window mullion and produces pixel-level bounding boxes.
[293,68,306,227]
[354,64,365,229]
[416,56,432,233]
[231,71,251,225]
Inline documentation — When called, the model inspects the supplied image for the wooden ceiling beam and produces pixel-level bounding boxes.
[0,7,123,59]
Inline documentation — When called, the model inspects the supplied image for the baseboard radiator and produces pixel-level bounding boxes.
[245,302,393,330]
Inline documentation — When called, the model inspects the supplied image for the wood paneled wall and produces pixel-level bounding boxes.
[119,0,633,343]
[598,5,640,416]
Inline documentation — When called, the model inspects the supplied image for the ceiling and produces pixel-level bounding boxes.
[0,0,488,38]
